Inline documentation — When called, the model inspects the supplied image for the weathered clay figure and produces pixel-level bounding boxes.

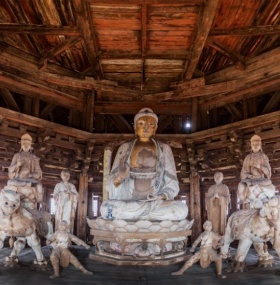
[53,170,79,233]
[47,221,92,279]
[7,133,44,209]
[220,197,280,272]
[238,135,275,207]
[205,172,230,235]
[0,189,46,265]
[100,107,188,221]
[171,220,226,279]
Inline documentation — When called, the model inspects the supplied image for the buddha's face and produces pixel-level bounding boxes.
[251,140,261,153]
[135,116,157,140]
[203,223,212,232]
[21,139,32,152]
[214,172,223,184]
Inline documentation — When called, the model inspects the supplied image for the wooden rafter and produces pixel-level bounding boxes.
[110,115,134,133]
[209,25,280,37]
[0,88,20,112]
[156,115,173,133]
[40,104,56,119]
[182,0,220,80]
[0,24,79,35]
[86,0,205,4]
[206,38,245,68]
[39,36,82,70]
[72,0,102,80]
[261,90,280,115]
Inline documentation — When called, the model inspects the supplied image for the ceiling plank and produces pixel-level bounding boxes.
[86,0,205,4]
[209,25,280,37]
[72,0,103,80]
[0,24,80,35]
[0,88,20,112]
[182,0,220,80]
[261,90,280,115]
[141,4,147,90]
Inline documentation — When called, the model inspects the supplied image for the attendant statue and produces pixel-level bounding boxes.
[171,220,226,279]
[238,135,275,207]
[7,133,43,209]
[53,170,79,233]
[100,108,188,221]
[205,172,230,235]
[47,221,92,279]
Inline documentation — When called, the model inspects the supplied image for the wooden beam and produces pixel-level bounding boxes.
[182,0,220,80]
[82,92,95,132]
[40,104,56,120]
[72,0,102,80]
[209,25,280,37]
[86,0,205,4]
[261,90,280,115]
[0,88,20,112]
[94,102,192,115]
[0,24,80,35]
[39,36,82,69]
[206,38,245,68]
[225,103,243,121]
[157,115,173,133]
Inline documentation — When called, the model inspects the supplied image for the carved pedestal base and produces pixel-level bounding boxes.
[87,218,193,266]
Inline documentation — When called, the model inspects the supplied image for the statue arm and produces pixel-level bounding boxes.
[190,235,202,252]
[8,154,20,179]
[30,157,42,180]
[69,234,90,249]
[240,155,253,180]
[261,154,272,179]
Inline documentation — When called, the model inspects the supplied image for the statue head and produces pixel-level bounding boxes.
[133,108,158,140]
[58,220,69,231]
[61,170,70,182]
[20,133,33,153]
[214,172,223,184]
[0,189,21,216]
[203,220,212,231]
[250,134,262,153]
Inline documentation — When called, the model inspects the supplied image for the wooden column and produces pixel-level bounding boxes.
[103,145,114,201]
[190,171,201,242]
[82,91,95,132]
[77,172,88,241]
[191,97,198,132]
[32,97,40,117]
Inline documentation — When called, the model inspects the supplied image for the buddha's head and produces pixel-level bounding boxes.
[250,135,262,153]
[214,172,223,184]
[58,220,69,232]
[134,108,158,140]
[203,220,212,231]
[20,133,33,152]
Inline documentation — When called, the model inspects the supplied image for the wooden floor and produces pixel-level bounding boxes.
[0,246,280,285]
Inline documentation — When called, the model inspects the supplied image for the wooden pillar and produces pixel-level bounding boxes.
[242,98,248,119]
[103,145,114,201]
[82,91,95,132]
[191,97,198,132]
[77,172,88,241]
[190,171,201,241]
[32,97,40,117]
[23,97,32,115]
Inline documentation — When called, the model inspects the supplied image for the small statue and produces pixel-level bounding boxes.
[7,133,43,209]
[100,108,188,221]
[238,135,275,207]
[53,170,79,233]
[47,221,92,279]
[171,220,226,279]
[205,172,230,235]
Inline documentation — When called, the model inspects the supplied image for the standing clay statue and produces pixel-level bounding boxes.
[238,135,275,207]
[7,133,43,209]
[47,221,92,279]
[171,220,226,279]
[205,172,230,235]
[100,107,188,221]
[53,170,79,233]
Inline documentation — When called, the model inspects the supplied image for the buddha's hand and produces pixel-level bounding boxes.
[147,194,167,201]
[114,157,130,187]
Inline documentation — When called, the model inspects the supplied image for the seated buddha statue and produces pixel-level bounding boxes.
[100,108,188,221]
[237,134,275,206]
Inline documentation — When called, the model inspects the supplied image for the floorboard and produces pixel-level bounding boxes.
[0,246,279,285]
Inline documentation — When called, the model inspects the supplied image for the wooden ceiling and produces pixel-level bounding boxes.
[0,0,280,134]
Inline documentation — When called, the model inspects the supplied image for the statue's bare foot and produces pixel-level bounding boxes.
[217,274,227,279]
[225,261,247,273]
[50,274,60,279]
[171,270,183,276]
[3,256,19,267]
[258,257,274,268]
[83,269,93,275]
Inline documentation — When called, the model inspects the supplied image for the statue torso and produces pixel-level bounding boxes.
[129,140,158,199]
